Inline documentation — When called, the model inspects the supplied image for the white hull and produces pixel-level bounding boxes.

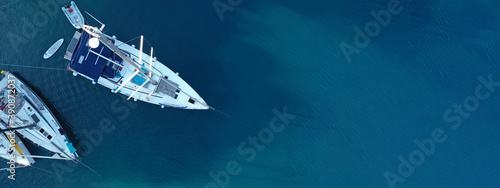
[0,72,78,160]
[68,31,209,110]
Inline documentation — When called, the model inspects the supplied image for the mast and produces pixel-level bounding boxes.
[126,36,153,100]
[0,124,36,133]
[148,47,154,78]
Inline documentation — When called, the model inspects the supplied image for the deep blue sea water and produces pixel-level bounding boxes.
[1,0,500,187]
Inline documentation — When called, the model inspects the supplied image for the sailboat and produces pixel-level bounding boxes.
[0,71,78,161]
[65,13,209,110]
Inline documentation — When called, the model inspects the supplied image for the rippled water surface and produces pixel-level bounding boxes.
[1,0,500,187]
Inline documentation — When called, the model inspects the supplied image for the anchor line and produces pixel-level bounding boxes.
[74,158,106,181]
[210,106,230,117]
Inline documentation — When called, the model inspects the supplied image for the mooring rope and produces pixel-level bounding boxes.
[0,64,67,71]
[28,165,55,174]
[0,164,28,171]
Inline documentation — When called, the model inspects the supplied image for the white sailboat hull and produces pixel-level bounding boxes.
[0,72,78,160]
[68,31,209,110]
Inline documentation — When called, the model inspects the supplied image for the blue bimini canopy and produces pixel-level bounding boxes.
[69,32,121,81]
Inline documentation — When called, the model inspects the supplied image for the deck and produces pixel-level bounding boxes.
[64,31,81,60]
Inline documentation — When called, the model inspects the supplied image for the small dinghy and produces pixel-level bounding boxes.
[62,1,85,29]
[43,38,64,59]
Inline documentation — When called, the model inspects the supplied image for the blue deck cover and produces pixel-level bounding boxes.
[132,67,149,85]
[66,142,77,153]
[69,32,122,81]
